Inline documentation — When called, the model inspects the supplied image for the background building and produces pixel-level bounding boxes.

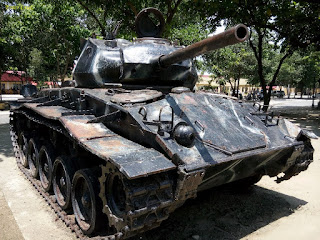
[0,71,33,94]
[197,75,260,95]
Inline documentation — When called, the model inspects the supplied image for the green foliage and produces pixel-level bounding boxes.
[1,0,319,99]
[0,0,90,81]
[276,52,303,87]
[29,48,46,84]
[168,22,208,46]
[72,0,208,39]
[202,42,256,92]
[195,0,320,108]
[299,47,320,90]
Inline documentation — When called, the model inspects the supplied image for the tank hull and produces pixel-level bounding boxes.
[10,87,314,239]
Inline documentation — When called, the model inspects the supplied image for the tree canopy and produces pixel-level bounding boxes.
[0,0,319,109]
[1,0,89,83]
[198,0,320,109]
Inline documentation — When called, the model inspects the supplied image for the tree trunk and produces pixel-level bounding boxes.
[236,69,241,98]
[249,28,291,111]
[165,0,183,34]
[0,69,2,100]
[227,79,235,95]
[60,52,72,82]
[250,32,269,111]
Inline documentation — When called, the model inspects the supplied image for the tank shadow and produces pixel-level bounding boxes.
[138,185,307,240]
[0,124,14,160]
[273,108,320,136]
[288,117,320,137]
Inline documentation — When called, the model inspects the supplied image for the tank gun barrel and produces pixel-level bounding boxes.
[158,24,249,68]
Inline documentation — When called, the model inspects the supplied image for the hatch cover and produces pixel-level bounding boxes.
[110,89,162,104]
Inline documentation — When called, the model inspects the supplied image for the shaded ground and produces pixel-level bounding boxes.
[274,107,320,136]
[138,186,307,240]
[0,124,14,159]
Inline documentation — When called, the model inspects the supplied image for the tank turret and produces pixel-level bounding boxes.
[73,8,248,89]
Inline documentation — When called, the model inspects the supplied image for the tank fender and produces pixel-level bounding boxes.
[276,119,317,183]
[59,115,176,179]
[174,167,205,202]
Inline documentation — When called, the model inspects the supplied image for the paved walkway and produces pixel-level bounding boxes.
[0,190,24,240]
[0,94,24,101]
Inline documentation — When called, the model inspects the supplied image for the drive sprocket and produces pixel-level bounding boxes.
[99,162,175,238]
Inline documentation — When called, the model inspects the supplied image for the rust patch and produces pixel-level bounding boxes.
[60,116,115,140]
[24,104,69,120]
[174,93,198,105]
[111,89,162,104]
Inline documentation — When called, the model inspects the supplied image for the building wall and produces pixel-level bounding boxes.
[1,82,22,94]
[197,75,260,95]
[197,75,320,97]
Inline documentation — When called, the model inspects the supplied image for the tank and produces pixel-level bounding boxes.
[10,8,316,239]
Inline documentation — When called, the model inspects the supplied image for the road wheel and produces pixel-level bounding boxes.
[38,144,55,192]
[27,138,40,178]
[72,169,104,235]
[107,173,127,217]
[18,132,29,167]
[52,156,75,210]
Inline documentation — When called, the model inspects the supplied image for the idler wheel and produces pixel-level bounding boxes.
[18,132,29,167]
[99,163,128,232]
[52,156,75,209]
[72,169,104,235]
[107,173,126,217]
[27,138,40,178]
[38,144,55,192]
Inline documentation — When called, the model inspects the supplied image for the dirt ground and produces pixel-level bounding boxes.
[0,107,319,240]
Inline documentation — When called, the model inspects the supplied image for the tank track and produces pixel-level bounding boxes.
[99,163,174,238]
[9,110,175,239]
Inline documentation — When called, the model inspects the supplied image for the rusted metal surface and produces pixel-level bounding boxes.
[24,103,70,120]
[110,89,162,104]
[60,115,176,179]
[60,115,115,140]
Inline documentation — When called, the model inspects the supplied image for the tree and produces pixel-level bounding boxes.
[1,0,90,83]
[28,48,46,84]
[0,2,32,75]
[276,52,303,98]
[199,0,320,110]
[72,0,206,39]
[30,0,90,82]
[202,43,256,96]
[298,47,320,98]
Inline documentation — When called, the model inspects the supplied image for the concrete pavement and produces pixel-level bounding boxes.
[0,94,24,101]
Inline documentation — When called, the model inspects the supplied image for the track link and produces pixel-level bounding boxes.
[99,163,174,238]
